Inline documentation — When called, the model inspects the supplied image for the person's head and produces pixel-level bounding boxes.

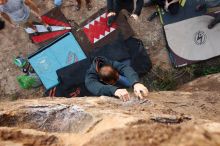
[97,64,119,85]
[0,0,7,5]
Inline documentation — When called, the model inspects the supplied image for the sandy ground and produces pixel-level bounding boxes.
[0,0,168,98]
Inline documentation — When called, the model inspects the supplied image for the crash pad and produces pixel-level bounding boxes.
[28,8,72,45]
[165,15,220,66]
[158,0,220,67]
[28,32,86,89]
[159,0,205,25]
[83,13,117,44]
[75,8,134,52]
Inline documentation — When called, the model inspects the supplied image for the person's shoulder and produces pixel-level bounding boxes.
[86,64,96,74]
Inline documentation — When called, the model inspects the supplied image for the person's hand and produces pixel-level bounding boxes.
[133,83,149,99]
[131,14,138,20]
[107,12,116,17]
[114,89,131,102]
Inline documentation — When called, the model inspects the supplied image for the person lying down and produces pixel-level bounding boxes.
[85,56,149,101]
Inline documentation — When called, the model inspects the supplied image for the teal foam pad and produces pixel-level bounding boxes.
[28,32,87,89]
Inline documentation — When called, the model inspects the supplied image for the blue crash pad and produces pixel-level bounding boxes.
[28,32,87,89]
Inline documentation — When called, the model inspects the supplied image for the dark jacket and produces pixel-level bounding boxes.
[206,0,220,8]
[206,0,220,13]
[85,57,139,96]
[107,0,144,16]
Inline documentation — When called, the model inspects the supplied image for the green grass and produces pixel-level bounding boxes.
[142,65,199,91]
[143,63,220,91]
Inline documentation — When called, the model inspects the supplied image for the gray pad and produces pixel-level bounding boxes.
[165,15,220,62]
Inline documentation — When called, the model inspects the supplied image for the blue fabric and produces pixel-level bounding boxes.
[116,59,132,87]
[206,0,220,8]
[121,59,131,66]
[29,33,86,90]
[116,59,132,88]
[117,75,132,87]
[160,0,206,25]
[54,0,63,6]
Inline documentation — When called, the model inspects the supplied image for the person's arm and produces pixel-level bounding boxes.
[85,70,119,96]
[111,61,149,99]
[134,0,144,16]
[1,12,14,26]
[24,0,40,17]
[107,0,114,12]
[111,61,140,86]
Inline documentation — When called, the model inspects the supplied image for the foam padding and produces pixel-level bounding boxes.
[165,15,220,67]
[75,8,134,52]
[159,0,205,25]
[83,13,117,44]
[28,32,87,89]
[28,8,71,45]
[160,0,220,67]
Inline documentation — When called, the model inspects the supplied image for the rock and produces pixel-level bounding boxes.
[0,104,93,133]
[178,73,220,92]
[150,114,192,124]
[0,91,220,146]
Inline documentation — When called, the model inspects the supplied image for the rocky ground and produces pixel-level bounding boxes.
[0,80,220,146]
[0,73,220,146]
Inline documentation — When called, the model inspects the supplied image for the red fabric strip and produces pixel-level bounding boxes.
[83,13,117,44]
[41,16,70,27]
[32,30,69,43]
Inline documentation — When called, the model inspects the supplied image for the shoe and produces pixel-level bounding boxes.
[86,3,92,11]
[107,15,116,27]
